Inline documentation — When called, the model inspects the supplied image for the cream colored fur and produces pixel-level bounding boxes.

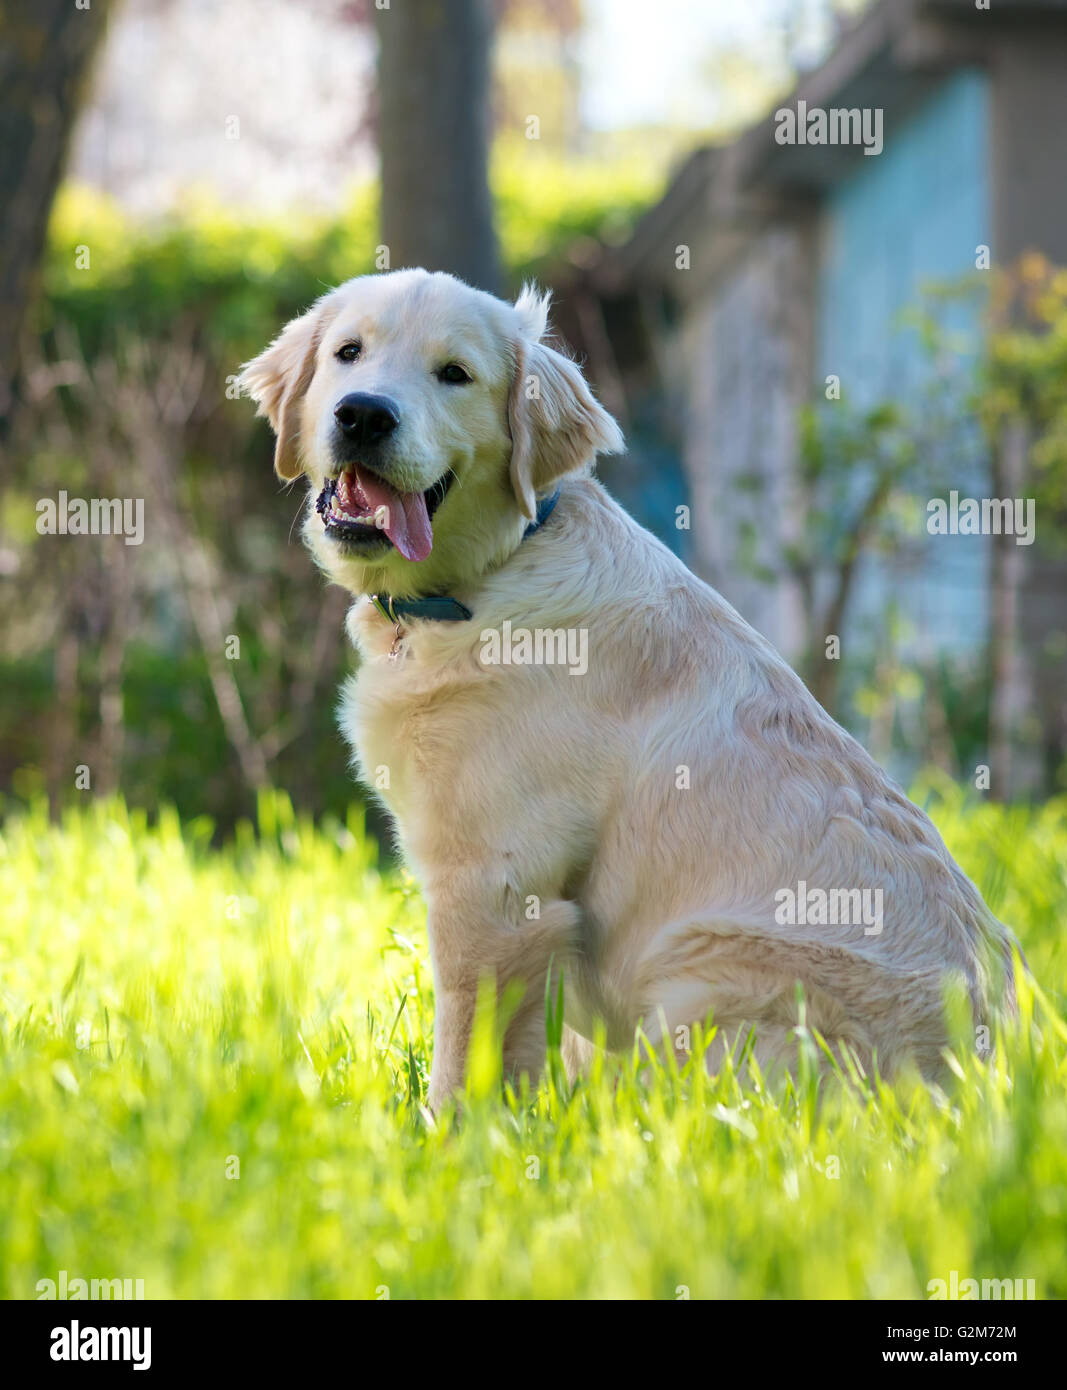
[242,268,1016,1109]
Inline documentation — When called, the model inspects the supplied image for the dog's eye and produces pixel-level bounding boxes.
[436,363,472,385]
[335,342,361,363]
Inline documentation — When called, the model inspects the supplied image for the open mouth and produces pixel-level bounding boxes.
[315,466,455,562]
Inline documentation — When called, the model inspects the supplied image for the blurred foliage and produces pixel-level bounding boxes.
[40,182,380,367]
[9,184,1067,822]
[978,253,1067,528]
[776,340,984,726]
[743,265,1067,788]
[492,136,657,277]
[1,159,659,833]
[41,150,658,359]
[1,644,369,839]
[902,255,1067,544]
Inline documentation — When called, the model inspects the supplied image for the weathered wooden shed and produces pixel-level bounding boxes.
[572,0,1067,790]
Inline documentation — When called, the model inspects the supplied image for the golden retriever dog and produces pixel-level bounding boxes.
[241,268,1016,1109]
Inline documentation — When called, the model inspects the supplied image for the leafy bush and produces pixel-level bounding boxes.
[2,161,660,829]
[40,151,659,361]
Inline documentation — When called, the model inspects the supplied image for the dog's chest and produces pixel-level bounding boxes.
[340,652,474,834]
[341,668,421,816]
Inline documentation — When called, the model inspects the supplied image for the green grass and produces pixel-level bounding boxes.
[1,786,1066,1300]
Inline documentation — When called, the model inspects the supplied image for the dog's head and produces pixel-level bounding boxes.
[239,268,624,597]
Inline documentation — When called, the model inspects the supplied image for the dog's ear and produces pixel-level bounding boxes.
[238,296,337,480]
[507,286,624,520]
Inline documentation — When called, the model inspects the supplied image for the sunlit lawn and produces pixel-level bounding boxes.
[1,786,1065,1299]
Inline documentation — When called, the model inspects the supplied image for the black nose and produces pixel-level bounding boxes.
[333,393,400,446]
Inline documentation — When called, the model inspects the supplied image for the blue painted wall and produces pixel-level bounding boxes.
[818,68,990,401]
[815,69,992,665]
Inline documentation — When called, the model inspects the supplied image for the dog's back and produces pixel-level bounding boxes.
[517,479,1018,1077]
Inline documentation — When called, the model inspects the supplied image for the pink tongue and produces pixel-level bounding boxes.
[339,468,433,562]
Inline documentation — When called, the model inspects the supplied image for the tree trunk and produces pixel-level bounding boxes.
[989,418,1039,799]
[808,470,894,713]
[0,0,109,430]
[375,0,500,293]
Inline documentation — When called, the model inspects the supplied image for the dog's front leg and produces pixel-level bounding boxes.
[424,869,582,1112]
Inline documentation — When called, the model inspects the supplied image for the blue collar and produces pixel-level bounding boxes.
[369,489,560,627]
[522,486,562,541]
